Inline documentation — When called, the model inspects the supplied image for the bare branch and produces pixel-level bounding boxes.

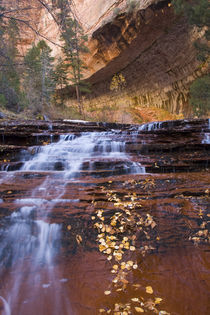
[3,15,62,48]
[36,0,59,26]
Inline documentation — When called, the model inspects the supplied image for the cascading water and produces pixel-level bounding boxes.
[202,118,210,144]
[0,130,145,315]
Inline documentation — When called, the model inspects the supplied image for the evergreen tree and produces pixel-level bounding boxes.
[55,0,89,114]
[0,7,22,112]
[172,0,210,61]
[172,0,210,116]
[54,57,69,89]
[24,40,56,110]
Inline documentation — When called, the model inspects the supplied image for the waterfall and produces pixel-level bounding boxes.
[0,130,145,315]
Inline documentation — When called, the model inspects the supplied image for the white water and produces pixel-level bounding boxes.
[21,131,145,175]
[0,131,145,314]
[202,118,210,144]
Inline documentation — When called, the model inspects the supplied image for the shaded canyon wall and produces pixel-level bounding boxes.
[5,0,209,122]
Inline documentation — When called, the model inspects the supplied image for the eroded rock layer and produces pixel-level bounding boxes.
[0,119,209,314]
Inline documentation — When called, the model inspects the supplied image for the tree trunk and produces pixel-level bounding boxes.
[75,84,83,115]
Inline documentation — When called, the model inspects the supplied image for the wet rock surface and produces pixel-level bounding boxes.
[0,118,209,315]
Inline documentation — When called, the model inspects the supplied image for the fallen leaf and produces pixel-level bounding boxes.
[106,248,112,254]
[135,306,144,312]
[155,297,163,304]
[99,244,106,252]
[76,234,82,244]
[112,265,118,270]
[131,298,140,302]
[146,286,153,294]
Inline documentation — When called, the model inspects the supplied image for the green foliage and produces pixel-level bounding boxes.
[194,40,210,62]
[55,0,90,113]
[0,93,6,107]
[172,0,210,60]
[24,40,56,110]
[172,0,210,28]
[54,57,69,89]
[0,12,22,112]
[172,0,210,117]
[189,75,210,116]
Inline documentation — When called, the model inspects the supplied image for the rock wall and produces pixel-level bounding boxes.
[4,0,209,121]
[64,0,208,121]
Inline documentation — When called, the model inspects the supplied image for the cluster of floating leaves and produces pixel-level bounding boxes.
[122,178,155,191]
[92,184,170,314]
[189,208,210,245]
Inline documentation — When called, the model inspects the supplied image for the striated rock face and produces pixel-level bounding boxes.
[5,1,209,121]
[65,0,208,120]
[0,119,209,314]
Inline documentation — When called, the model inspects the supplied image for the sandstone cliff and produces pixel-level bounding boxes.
[5,0,209,122]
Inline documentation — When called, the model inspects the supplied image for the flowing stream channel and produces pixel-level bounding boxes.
[0,120,209,315]
[0,130,144,315]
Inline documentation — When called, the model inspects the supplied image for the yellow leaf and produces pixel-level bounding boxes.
[112,264,118,270]
[131,298,139,302]
[67,225,71,231]
[104,290,111,295]
[146,286,153,294]
[76,234,82,244]
[115,253,122,261]
[116,288,123,292]
[99,244,106,252]
[124,242,130,249]
[135,307,144,312]
[111,220,117,226]
[155,297,163,304]
[106,248,112,254]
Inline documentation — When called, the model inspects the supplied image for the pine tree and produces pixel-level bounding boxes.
[172,0,210,61]
[0,8,22,112]
[172,0,210,117]
[24,40,56,110]
[54,57,69,89]
[55,0,89,115]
